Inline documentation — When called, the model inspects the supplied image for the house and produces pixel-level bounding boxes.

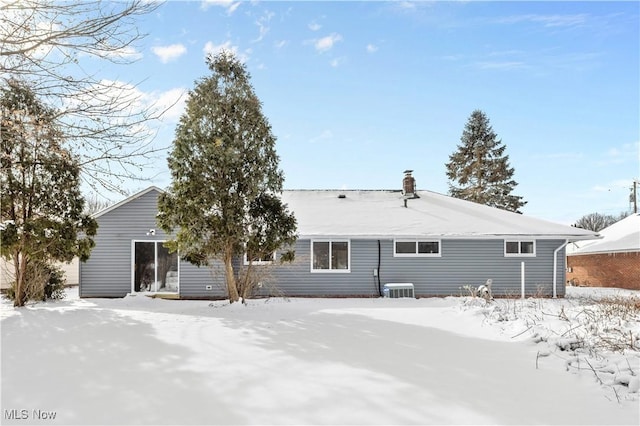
[566,213,640,290]
[79,172,598,299]
[1,258,79,291]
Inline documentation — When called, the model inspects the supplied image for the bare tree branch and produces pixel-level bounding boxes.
[1,0,168,193]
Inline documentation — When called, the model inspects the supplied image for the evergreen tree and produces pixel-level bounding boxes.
[446,109,526,213]
[0,80,97,307]
[158,51,297,303]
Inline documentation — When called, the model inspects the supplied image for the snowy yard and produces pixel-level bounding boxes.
[1,287,639,425]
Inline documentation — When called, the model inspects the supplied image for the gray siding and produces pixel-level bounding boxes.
[80,189,224,298]
[271,239,381,296]
[269,239,566,298]
[81,188,566,299]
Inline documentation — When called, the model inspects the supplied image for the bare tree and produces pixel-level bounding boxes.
[0,0,166,193]
[574,212,629,232]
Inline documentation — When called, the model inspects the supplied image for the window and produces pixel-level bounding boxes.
[394,239,441,257]
[311,240,350,272]
[504,240,536,257]
[243,251,276,265]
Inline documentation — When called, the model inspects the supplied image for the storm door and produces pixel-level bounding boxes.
[133,241,179,293]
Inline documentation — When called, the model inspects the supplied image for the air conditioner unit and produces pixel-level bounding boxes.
[383,283,415,298]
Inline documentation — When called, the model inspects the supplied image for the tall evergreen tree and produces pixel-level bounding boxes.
[157,51,297,303]
[446,109,526,213]
[0,80,97,307]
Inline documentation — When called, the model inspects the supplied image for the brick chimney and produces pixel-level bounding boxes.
[402,170,416,198]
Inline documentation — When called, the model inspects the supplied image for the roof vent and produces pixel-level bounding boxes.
[403,170,416,198]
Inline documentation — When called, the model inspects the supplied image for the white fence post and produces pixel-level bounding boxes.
[521,261,525,299]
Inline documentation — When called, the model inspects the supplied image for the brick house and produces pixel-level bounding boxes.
[567,213,640,290]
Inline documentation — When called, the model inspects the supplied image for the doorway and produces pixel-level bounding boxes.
[133,241,179,293]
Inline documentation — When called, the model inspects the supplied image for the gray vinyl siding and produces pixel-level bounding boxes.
[179,260,227,298]
[80,189,224,298]
[379,239,566,297]
[268,238,566,298]
[80,190,164,297]
[80,187,567,298]
[272,239,381,296]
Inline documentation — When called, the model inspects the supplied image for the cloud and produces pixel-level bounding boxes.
[366,44,378,53]
[598,141,640,166]
[151,44,187,63]
[314,33,342,53]
[475,61,527,70]
[274,40,288,49]
[493,14,588,28]
[203,40,249,62]
[308,21,322,31]
[152,88,187,122]
[253,10,275,42]
[330,57,345,68]
[398,1,416,10]
[309,129,334,144]
[201,0,241,14]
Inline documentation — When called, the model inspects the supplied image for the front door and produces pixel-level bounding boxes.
[133,241,179,293]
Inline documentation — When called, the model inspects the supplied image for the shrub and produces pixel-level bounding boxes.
[5,262,67,303]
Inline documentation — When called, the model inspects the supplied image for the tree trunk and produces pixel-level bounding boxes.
[13,253,27,307]
[224,251,240,303]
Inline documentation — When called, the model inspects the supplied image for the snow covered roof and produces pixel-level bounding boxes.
[568,213,640,255]
[101,186,598,241]
[281,190,598,240]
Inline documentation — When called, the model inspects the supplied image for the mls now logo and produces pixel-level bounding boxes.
[4,409,57,420]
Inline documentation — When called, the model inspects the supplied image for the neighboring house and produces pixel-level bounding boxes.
[79,172,598,299]
[566,213,640,290]
[1,258,79,291]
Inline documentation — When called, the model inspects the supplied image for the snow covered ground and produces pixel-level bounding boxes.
[1,286,638,425]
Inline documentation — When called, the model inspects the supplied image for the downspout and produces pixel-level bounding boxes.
[553,240,569,299]
[376,239,382,296]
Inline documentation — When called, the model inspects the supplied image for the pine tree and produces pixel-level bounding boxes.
[157,51,297,303]
[0,80,97,307]
[446,110,526,213]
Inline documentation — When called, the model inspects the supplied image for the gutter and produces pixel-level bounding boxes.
[553,240,569,299]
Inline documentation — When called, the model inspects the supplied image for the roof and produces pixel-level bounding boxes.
[281,189,598,240]
[568,213,640,255]
[102,186,598,241]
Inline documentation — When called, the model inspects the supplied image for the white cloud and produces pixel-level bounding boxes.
[494,14,588,28]
[366,44,378,53]
[598,141,640,166]
[274,40,288,49]
[254,11,275,42]
[151,44,187,63]
[201,0,241,14]
[152,88,187,122]
[314,33,342,53]
[203,40,249,62]
[310,129,333,144]
[308,21,322,31]
[475,61,527,70]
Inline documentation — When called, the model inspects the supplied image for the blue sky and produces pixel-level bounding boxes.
[102,0,638,224]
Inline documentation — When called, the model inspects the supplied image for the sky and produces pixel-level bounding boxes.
[88,0,639,225]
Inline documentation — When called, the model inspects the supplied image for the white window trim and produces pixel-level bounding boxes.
[504,240,536,257]
[393,239,442,258]
[310,239,351,273]
[243,251,276,266]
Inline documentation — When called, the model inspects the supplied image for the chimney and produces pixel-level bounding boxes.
[402,170,416,198]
